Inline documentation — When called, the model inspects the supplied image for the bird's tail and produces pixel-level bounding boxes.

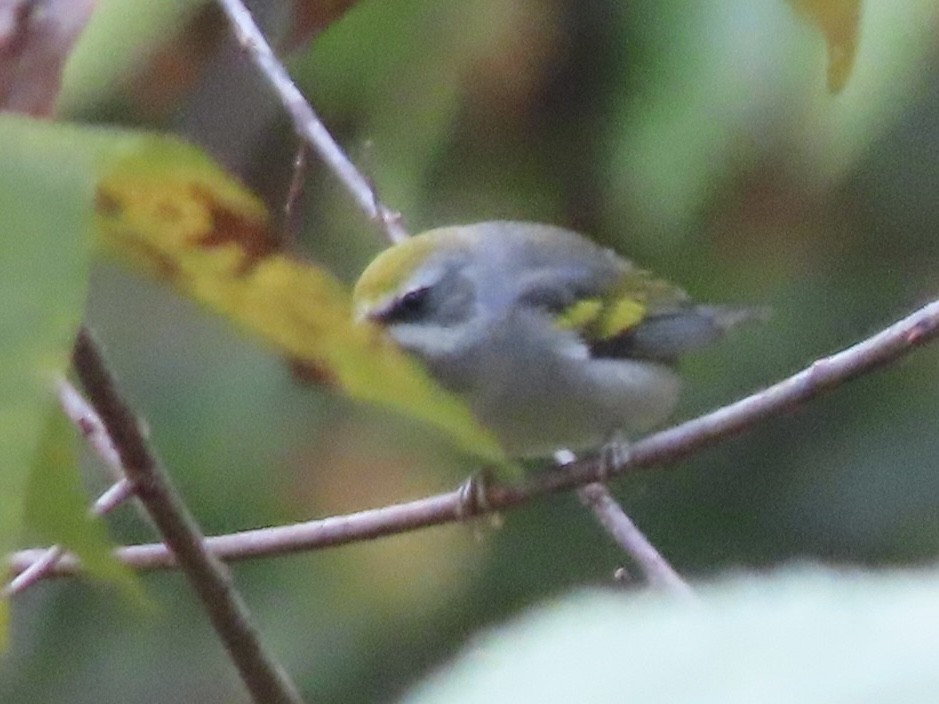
[599,304,768,362]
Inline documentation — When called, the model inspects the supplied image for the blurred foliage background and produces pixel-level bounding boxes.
[5,0,939,701]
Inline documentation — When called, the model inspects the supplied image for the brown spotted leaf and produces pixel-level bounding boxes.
[92,135,507,464]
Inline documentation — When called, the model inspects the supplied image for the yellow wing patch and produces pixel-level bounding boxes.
[554,269,687,342]
[555,298,603,331]
[555,296,647,341]
[598,298,647,339]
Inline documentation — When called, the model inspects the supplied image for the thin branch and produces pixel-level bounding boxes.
[553,449,692,595]
[59,377,143,518]
[2,478,134,597]
[11,491,466,575]
[283,140,308,249]
[9,298,939,580]
[215,0,408,244]
[3,545,63,596]
[70,328,305,704]
[92,478,135,514]
[57,376,122,472]
[0,0,96,116]
[576,483,694,597]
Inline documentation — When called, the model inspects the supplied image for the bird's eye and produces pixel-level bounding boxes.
[401,287,429,311]
[382,286,431,322]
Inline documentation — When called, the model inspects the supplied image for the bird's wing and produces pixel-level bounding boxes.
[543,268,758,363]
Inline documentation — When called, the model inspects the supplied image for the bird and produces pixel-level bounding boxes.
[353,221,758,459]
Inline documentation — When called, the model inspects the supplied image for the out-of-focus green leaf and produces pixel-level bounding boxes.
[605,1,811,243]
[788,0,861,93]
[0,114,107,638]
[604,1,939,247]
[24,409,137,592]
[300,0,471,223]
[404,567,939,704]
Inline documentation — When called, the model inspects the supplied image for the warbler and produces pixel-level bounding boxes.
[353,221,756,458]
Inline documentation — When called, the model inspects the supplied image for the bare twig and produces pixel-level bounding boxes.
[3,544,63,596]
[58,378,139,514]
[57,376,122,471]
[92,478,135,515]
[553,448,692,595]
[577,483,694,597]
[215,0,408,244]
[2,478,134,597]
[283,140,308,248]
[11,491,466,575]
[70,328,304,704]
[11,299,939,580]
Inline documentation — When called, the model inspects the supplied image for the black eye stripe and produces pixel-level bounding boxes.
[400,286,430,311]
[377,286,432,323]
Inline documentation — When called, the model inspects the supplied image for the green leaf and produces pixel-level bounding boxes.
[0,114,109,638]
[24,409,137,592]
[404,567,939,704]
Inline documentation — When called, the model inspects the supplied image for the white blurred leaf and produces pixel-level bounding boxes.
[404,567,939,704]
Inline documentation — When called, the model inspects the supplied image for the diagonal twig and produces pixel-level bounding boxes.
[70,328,305,704]
[553,448,693,595]
[215,0,408,244]
[282,140,309,249]
[2,479,133,597]
[10,298,939,580]
[577,482,695,597]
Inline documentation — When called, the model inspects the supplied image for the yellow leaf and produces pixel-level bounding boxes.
[789,0,862,93]
[93,137,507,465]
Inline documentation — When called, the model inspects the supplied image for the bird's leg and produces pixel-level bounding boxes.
[455,467,503,530]
[597,432,632,480]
